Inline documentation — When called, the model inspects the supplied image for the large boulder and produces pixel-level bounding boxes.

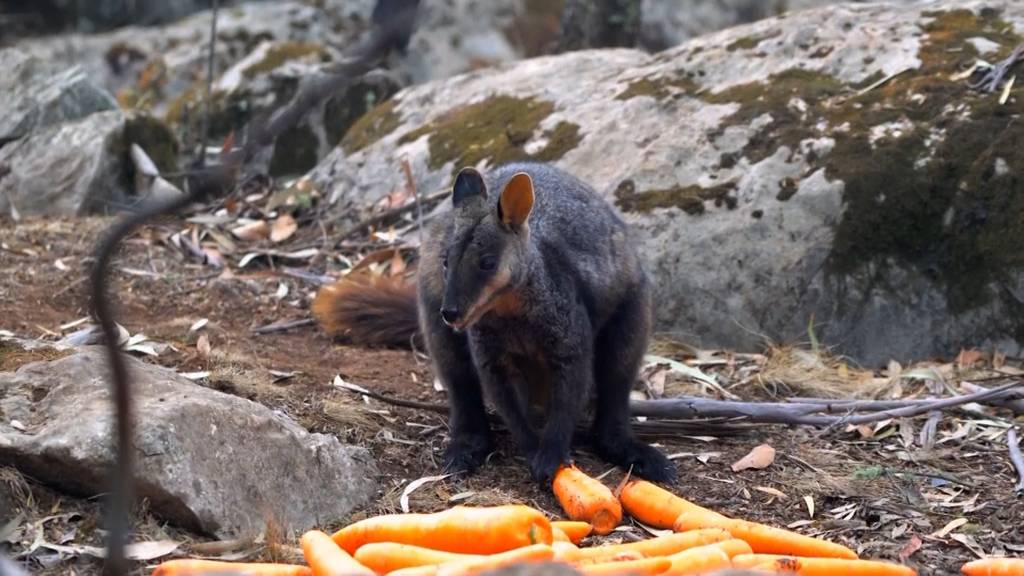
[15,1,377,119]
[0,111,128,217]
[0,347,379,537]
[0,48,118,143]
[309,0,1024,364]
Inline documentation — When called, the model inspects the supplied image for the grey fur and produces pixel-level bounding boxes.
[418,162,674,483]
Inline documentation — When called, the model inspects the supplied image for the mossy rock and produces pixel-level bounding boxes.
[614,179,737,215]
[397,95,582,175]
[242,42,330,78]
[615,74,699,101]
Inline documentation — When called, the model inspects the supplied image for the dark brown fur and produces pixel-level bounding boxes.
[312,274,419,348]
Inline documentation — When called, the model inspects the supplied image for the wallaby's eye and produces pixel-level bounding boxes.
[478,255,498,271]
[442,252,449,270]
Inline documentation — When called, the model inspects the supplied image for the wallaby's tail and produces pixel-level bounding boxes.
[312,274,419,348]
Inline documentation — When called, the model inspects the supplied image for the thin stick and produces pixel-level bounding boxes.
[198,0,220,168]
[336,189,449,241]
[402,158,424,247]
[1009,427,1024,496]
[251,317,316,334]
[631,380,1022,426]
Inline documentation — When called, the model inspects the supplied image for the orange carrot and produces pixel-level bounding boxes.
[617,481,722,529]
[352,542,480,574]
[553,521,594,544]
[673,512,856,560]
[704,539,754,558]
[963,558,1024,576]
[151,559,312,576]
[436,544,554,576]
[575,551,645,566]
[576,557,671,576]
[301,530,374,576]
[732,555,915,575]
[573,529,731,561]
[553,465,623,535]
[553,541,582,562]
[664,546,731,575]
[331,505,552,555]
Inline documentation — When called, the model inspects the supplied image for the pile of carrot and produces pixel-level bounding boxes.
[150,467,1021,576]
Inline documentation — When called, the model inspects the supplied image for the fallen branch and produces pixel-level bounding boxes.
[958,381,1024,414]
[1009,427,1024,496]
[251,317,316,335]
[335,188,450,242]
[333,382,753,437]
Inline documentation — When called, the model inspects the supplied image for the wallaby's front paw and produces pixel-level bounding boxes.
[442,433,492,475]
[596,435,676,483]
[529,446,567,484]
[626,442,676,483]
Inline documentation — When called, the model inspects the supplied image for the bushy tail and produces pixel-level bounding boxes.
[312,274,419,348]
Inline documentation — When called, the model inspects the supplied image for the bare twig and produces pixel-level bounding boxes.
[198,0,220,168]
[630,380,1023,426]
[251,317,316,334]
[959,381,1024,414]
[335,189,450,242]
[401,158,423,246]
[970,42,1024,93]
[1009,427,1024,496]
[335,384,753,437]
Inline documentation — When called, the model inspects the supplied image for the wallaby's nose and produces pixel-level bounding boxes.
[440,307,461,325]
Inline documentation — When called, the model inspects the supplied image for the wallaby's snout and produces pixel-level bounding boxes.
[439,305,461,326]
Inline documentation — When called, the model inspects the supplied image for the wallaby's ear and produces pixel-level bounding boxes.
[498,172,534,230]
[452,167,486,207]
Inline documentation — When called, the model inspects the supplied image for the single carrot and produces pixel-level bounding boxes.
[553,521,594,544]
[436,544,554,576]
[151,559,312,576]
[331,505,552,555]
[352,542,480,574]
[576,557,671,576]
[575,551,645,566]
[704,539,754,558]
[673,512,856,560]
[664,546,731,575]
[963,558,1024,576]
[617,481,722,529]
[552,541,582,562]
[301,530,374,576]
[553,465,623,535]
[573,529,731,561]
[732,555,915,575]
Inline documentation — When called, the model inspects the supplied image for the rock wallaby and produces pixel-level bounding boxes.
[314,162,674,483]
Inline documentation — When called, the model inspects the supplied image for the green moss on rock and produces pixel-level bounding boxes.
[726,30,781,51]
[704,68,843,163]
[242,42,329,78]
[339,98,401,153]
[614,179,737,215]
[397,96,581,174]
[123,114,179,173]
[690,7,1024,326]
[615,75,699,101]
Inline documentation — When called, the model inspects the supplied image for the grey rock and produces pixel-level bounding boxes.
[0,110,127,217]
[306,0,1024,364]
[0,347,378,537]
[0,48,118,143]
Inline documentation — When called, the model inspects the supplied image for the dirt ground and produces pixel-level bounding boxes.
[1,215,1022,576]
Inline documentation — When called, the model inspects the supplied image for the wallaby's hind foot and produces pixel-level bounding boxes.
[596,435,676,483]
[442,432,492,475]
